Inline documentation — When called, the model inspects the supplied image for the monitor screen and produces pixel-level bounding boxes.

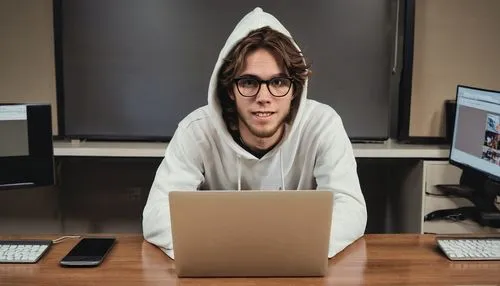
[450,85,500,179]
[0,104,54,189]
[0,105,29,157]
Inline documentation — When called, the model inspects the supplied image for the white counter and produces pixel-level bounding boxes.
[53,139,450,159]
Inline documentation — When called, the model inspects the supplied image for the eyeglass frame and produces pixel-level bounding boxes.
[232,76,294,97]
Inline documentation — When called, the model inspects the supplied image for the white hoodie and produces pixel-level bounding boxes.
[142,7,367,259]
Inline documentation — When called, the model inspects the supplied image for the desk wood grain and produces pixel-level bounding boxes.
[1,234,499,285]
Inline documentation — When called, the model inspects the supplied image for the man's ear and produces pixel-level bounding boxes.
[229,89,236,101]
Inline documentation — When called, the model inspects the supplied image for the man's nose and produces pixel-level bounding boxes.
[255,83,272,102]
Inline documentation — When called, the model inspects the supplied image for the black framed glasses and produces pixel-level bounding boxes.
[233,76,293,97]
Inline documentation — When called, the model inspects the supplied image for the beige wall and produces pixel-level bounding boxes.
[410,0,500,137]
[0,0,57,134]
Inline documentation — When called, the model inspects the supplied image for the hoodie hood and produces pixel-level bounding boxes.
[207,7,309,159]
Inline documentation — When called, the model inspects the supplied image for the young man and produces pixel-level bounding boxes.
[142,7,367,259]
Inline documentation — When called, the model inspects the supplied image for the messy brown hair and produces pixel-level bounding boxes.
[217,26,311,137]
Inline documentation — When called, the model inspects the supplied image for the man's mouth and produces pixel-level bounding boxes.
[252,112,275,118]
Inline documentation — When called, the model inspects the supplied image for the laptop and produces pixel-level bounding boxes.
[168,190,333,277]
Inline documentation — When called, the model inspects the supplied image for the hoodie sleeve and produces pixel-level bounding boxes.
[313,114,367,258]
[142,127,204,259]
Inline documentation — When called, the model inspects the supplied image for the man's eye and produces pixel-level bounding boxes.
[239,79,257,88]
[270,78,289,87]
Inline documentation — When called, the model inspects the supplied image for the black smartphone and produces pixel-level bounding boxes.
[60,237,116,267]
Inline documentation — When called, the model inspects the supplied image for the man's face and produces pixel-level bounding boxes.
[230,48,294,140]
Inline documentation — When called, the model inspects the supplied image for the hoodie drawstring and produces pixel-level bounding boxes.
[280,150,285,191]
[237,155,242,191]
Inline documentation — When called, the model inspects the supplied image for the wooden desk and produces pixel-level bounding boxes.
[1,234,499,285]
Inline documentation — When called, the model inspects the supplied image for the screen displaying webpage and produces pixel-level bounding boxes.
[450,86,500,178]
[0,105,29,157]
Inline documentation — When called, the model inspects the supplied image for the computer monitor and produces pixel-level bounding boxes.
[450,85,500,178]
[0,104,54,190]
[449,85,500,213]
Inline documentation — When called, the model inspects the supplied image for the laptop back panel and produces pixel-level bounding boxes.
[169,190,333,277]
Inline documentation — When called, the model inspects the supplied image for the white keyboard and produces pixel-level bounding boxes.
[437,237,500,261]
[0,240,52,263]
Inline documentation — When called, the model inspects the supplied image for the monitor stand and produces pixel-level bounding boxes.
[460,168,500,213]
[435,168,500,228]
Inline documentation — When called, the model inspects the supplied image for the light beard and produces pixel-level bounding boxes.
[238,111,287,139]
